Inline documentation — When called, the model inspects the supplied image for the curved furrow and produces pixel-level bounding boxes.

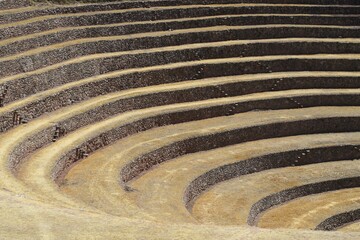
[316,209,360,231]
[3,71,358,173]
[1,54,360,124]
[2,8,359,41]
[249,178,360,225]
[7,0,359,25]
[1,1,259,25]
[152,160,360,224]
[2,43,360,104]
[16,95,272,209]
[4,0,360,20]
[11,92,360,199]
[1,76,252,192]
[14,107,360,208]
[2,19,360,59]
[2,35,360,78]
[64,134,360,221]
[188,152,360,212]
[256,188,360,229]
[2,2,359,27]
[2,16,359,55]
[9,1,358,22]
[179,106,360,208]
[192,162,360,226]
[2,97,354,202]
[3,0,359,13]
[3,24,360,64]
[123,110,360,186]
[0,72,357,176]
[62,121,360,219]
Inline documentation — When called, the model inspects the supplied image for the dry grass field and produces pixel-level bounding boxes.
[1,0,360,238]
